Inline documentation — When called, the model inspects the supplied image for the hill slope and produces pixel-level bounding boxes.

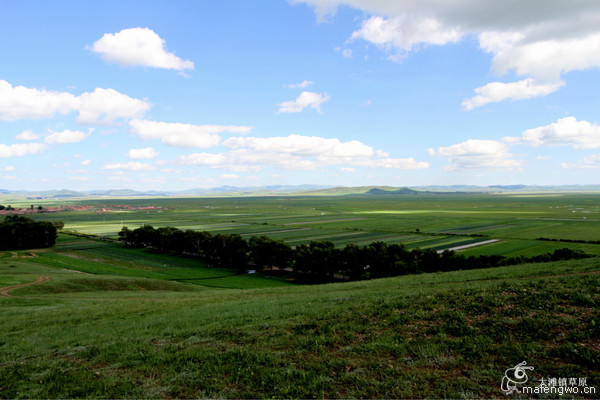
[1,251,598,398]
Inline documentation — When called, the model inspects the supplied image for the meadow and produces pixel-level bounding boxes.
[0,191,599,398]
[0,236,598,398]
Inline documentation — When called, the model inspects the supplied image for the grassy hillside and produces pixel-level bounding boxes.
[1,239,598,398]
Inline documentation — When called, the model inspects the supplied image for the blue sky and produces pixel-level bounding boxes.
[1,0,600,191]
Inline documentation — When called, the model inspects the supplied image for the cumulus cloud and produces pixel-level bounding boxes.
[428,139,522,171]
[129,119,253,148]
[127,147,159,160]
[287,80,314,89]
[515,117,600,149]
[480,31,600,82]
[0,80,77,121]
[294,0,600,104]
[0,143,46,158]
[561,154,600,169]
[77,88,150,125]
[103,161,156,171]
[16,130,41,141]
[350,15,462,59]
[0,80,150,124]
[179,134,428,171]
[462,79,565,110]
[277,91,330,113]
[44,129,89,144]
[88,27,194,71]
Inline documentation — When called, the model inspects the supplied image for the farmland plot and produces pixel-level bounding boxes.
[18,193,600,257]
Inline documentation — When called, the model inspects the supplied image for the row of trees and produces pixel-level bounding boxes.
[118,225,591,283]
[0,215,57,250]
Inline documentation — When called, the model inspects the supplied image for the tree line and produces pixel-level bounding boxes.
[0,216,58,250]
[118,225,592,283]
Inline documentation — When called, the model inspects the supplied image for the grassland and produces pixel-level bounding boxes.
[1,192,599,398]
[0,235,598,398]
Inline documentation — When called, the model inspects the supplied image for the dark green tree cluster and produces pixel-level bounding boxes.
[119,225,254,270]
[0,215,57,250]
[119,225,591,283]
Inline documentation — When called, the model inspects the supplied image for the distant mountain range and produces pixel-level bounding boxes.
[1,184,600,199]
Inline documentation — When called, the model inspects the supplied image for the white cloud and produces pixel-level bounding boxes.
[1,166,15,171]
[130,119,252,148]
[350,15,462,59]
[480,31,600,82]
[462,79,565,110]
[81,159,92,166]
[89,27,194,71]
[0,80,150,124]
[0,143,46,158]
[287,80,314,89]
[221,174,240,179]
[179,134,428,171]
[44,129,89,144]
[517,117,600,149]
[103,161,156,171]
[224,134,374,157]
[295,0,600,103]
[362,157,429,169]
[16,130,41,141]
[428,139,522,171]
[561,154,600,169]
[127,147,159,160]
[77,88,150,125]
[277,91,330,113]
[0,80,78,121]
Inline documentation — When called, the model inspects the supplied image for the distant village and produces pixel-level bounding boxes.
[0,204,167,216]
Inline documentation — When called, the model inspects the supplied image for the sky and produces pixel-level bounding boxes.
[1,0,600,191]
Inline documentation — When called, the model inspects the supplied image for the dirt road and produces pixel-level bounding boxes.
[0,276,50,297]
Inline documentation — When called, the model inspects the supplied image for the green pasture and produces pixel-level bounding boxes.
[0,241,598,398]
[19,235,293,290]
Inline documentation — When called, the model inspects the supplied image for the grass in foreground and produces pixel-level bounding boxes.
[0,249,598,398]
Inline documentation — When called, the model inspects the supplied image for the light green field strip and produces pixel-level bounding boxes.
[283,218,367,225]
[356,210,548,215]
[437,239,500,253]
[239,228,312,236]
[282,230,367,243]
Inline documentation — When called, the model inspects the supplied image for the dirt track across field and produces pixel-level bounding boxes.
[0,276,50,298]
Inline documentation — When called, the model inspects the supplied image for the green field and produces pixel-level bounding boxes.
[18,192,600,257]
[1,192,599,398]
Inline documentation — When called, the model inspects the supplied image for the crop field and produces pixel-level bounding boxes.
[15,192,600,257]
